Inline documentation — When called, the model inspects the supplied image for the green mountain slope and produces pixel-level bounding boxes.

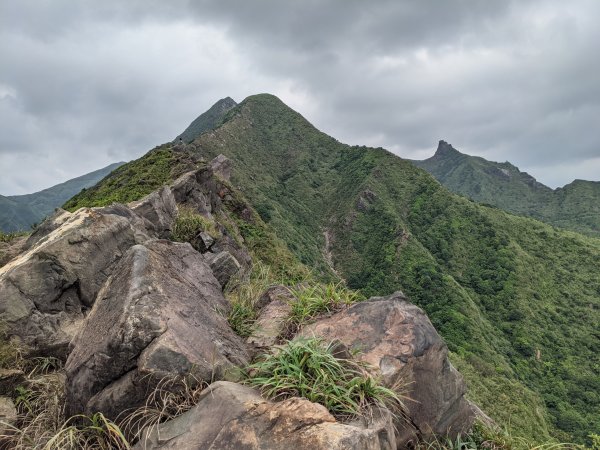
[414,141,600,236]
[0,195,39,233]
[0,162,124,232]
[63,94,600,444]
[175,96,237,143]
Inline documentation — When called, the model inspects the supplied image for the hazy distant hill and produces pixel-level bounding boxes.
[0,162,124,232]
[65,94,600,443]
[175,96,237,143]
[414,141,600,236]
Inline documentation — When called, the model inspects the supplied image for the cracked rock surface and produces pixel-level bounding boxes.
[64,240,250,418]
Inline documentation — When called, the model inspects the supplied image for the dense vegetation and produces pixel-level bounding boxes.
[61,94,600,445]
[0,162,123,232]
[63,145,195,211]
[414,142,600,236]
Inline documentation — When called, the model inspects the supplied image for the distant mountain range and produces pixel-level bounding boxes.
[0,162,124,232]
[413,141,600,236]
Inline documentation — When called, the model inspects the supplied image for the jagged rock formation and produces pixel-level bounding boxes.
[1,152,486,445]
[133,381,397,450]
[65,240,250,418]
[0,205,155,357]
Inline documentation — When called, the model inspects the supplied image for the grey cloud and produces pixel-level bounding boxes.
[1,0,599,193]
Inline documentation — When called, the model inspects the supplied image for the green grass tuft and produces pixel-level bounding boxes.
[226,262,276,337]
[245,337,402,419]
[288,282,362,328]
[170,206,219,243]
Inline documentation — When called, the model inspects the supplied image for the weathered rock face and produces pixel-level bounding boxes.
[205,251,241,287]
[65,240,250,419]
[129,186,177,238]
[301,291,479,446]
[133,381,396,450]
[247,285,295,349]
[0,235,27,268]
[0,204,154,357]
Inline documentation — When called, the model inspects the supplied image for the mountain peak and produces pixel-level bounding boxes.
[434,140,461,157]
[176,97,238,143]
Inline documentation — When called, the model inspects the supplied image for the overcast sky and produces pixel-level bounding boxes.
[1,0,599,194]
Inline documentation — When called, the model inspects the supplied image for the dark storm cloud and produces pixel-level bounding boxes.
[1,0,598,193]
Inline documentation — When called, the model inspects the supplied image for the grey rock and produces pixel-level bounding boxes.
[133,381,396,450]
[23,208,72,250]
[0,396,17,436]
[129,186,177,238]
[210,232,252,275]
[191,231,215,253]
[247,299,291,348]
[170,169,220,216]
[301,291,480,446]
[208,154,232,182]
[0,235,26,268]
[65,240,249,419]
[0,204,154,357]
[254,285,295,311]
[205,251,241,288]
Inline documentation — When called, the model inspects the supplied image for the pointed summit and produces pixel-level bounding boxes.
[176,97,237,143]
[434,140,461,157]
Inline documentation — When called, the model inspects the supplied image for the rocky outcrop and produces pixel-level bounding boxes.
[129,186,177,238]
[133,381,396,450]
[170,158,252,274]
[65,240,250,419]
[0,204,154,357]
[301,291,479,446]
[205,251,241,287]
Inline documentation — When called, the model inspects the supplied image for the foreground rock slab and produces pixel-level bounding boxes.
[301,291,479,445]
[65,240,250,419]
[0,205,153,357]
[133,381,396,450]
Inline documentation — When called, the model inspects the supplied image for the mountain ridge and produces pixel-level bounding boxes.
[62,94,600,444]
[0,162,125,233]
[414,141,600,236]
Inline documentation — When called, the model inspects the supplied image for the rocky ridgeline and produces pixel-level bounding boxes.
[0,155,485,449]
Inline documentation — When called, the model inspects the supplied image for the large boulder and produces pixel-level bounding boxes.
[65,240,250,419]
[133,381,396,450]
[0,204,153,357]
[301,292,480,446]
